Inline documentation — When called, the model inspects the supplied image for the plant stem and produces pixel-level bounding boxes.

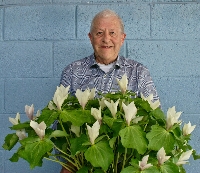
[122,148,127,170]
[114,152,119,173]
[53,145,76,166]
[58,116,71,147]
[44,157,75,172]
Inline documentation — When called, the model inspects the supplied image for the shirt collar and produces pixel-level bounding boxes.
[90,54,122,68]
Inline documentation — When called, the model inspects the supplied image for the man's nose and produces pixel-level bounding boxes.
[102,32,111,43]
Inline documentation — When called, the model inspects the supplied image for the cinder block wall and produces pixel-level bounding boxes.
[0,0,200,172]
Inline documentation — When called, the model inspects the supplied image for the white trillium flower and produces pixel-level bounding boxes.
[141,93,160,110]
[75,89,91,110]
[25,104,34,120]
[122,101,137,126]
[104,99,119,119]
[166,106,182,130]
[176,150,193,165]
[98,97,110,110]
[35,110,41,118]
[71,125,80,137]
[89,88,96,100]
[30,120,46,139]
[53,85,70,110]
[16,129,26,140]
[139,155,152,171]
[183,121,196,136]
[48,100,57,110]
[132,116,143,124]
[91,107,102,123]
[86,120,100,145]
[157,147,171,165]
[116,74,128,94]
[9,113,20,125]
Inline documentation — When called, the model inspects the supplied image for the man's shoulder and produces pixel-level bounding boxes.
[63,55,93,69]
[119,56,146,68]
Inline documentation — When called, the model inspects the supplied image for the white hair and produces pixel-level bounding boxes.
[90,9,124,33]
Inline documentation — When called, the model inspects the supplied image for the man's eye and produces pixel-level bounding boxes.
[110,32,116,37]
[96,32,103,36]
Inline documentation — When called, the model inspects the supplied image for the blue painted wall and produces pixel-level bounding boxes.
[0,0,200,172]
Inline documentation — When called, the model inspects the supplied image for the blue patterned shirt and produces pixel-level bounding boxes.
[60,54,159,102]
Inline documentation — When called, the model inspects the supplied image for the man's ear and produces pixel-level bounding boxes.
[121,33,126,44]
[88,33,92,41]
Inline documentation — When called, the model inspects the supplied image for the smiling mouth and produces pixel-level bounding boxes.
[101,46,112,48]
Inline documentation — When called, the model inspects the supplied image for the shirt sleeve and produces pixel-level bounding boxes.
[60,64,72,88]
[137,65,159,102]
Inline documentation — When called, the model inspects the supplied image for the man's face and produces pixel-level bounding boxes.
[88,16,126,64]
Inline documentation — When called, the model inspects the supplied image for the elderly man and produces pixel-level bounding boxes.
[60,9,159,173]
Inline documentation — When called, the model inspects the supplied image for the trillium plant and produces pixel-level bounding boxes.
[3,74,200,173]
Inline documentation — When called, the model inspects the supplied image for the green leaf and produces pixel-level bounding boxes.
[60,110,93,126]
[103,115,114,127]
[19,136,40,146]
[76,166,90,173]
[120,166,139,173]
[160,162,179,173]
[10,122,30,130]
[150,108,165,120]
[84,141,114,171]
[2,133,18,150]
[93,169,105,173]
[146,125,175,153]
[9,152,20,162]
[109,137,117,148]
[37,109,59,126]
[49,130,68,138]
[18,138,54,169]
[119,125,148,154]
[112,119,125,136]
[141,166,160,173]
[70,134,88,155]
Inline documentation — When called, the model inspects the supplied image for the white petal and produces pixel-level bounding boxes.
[157,147,171,165]
[9,113,20,125]
[25,104,34,120]
[86,121,100,145]
[104,99,119,118]
[183,121,196,136]
[16,129,26,140]
[122,101,137,126]
[116,74,128,94]
[91,107,102,121]
[30,120,46,139]
[89,88,96,100]
[176,150,193,165]
[75,89,90,109]
[139,155,152,170]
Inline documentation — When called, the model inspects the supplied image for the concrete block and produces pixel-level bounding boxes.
[4,5,75,40]
[0,8,3,40]
[77,3,150,39]
[155,77,200,114]
[127,40,200,77]
[3,0,51,5]
[0,42,52,77]
[151,4,200,40]
[54,40,125,77]
[5,150,61,173]
[0,80,4,114]
[0,150,3,173]
[5,78,60,113]
[53,0,126,2]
